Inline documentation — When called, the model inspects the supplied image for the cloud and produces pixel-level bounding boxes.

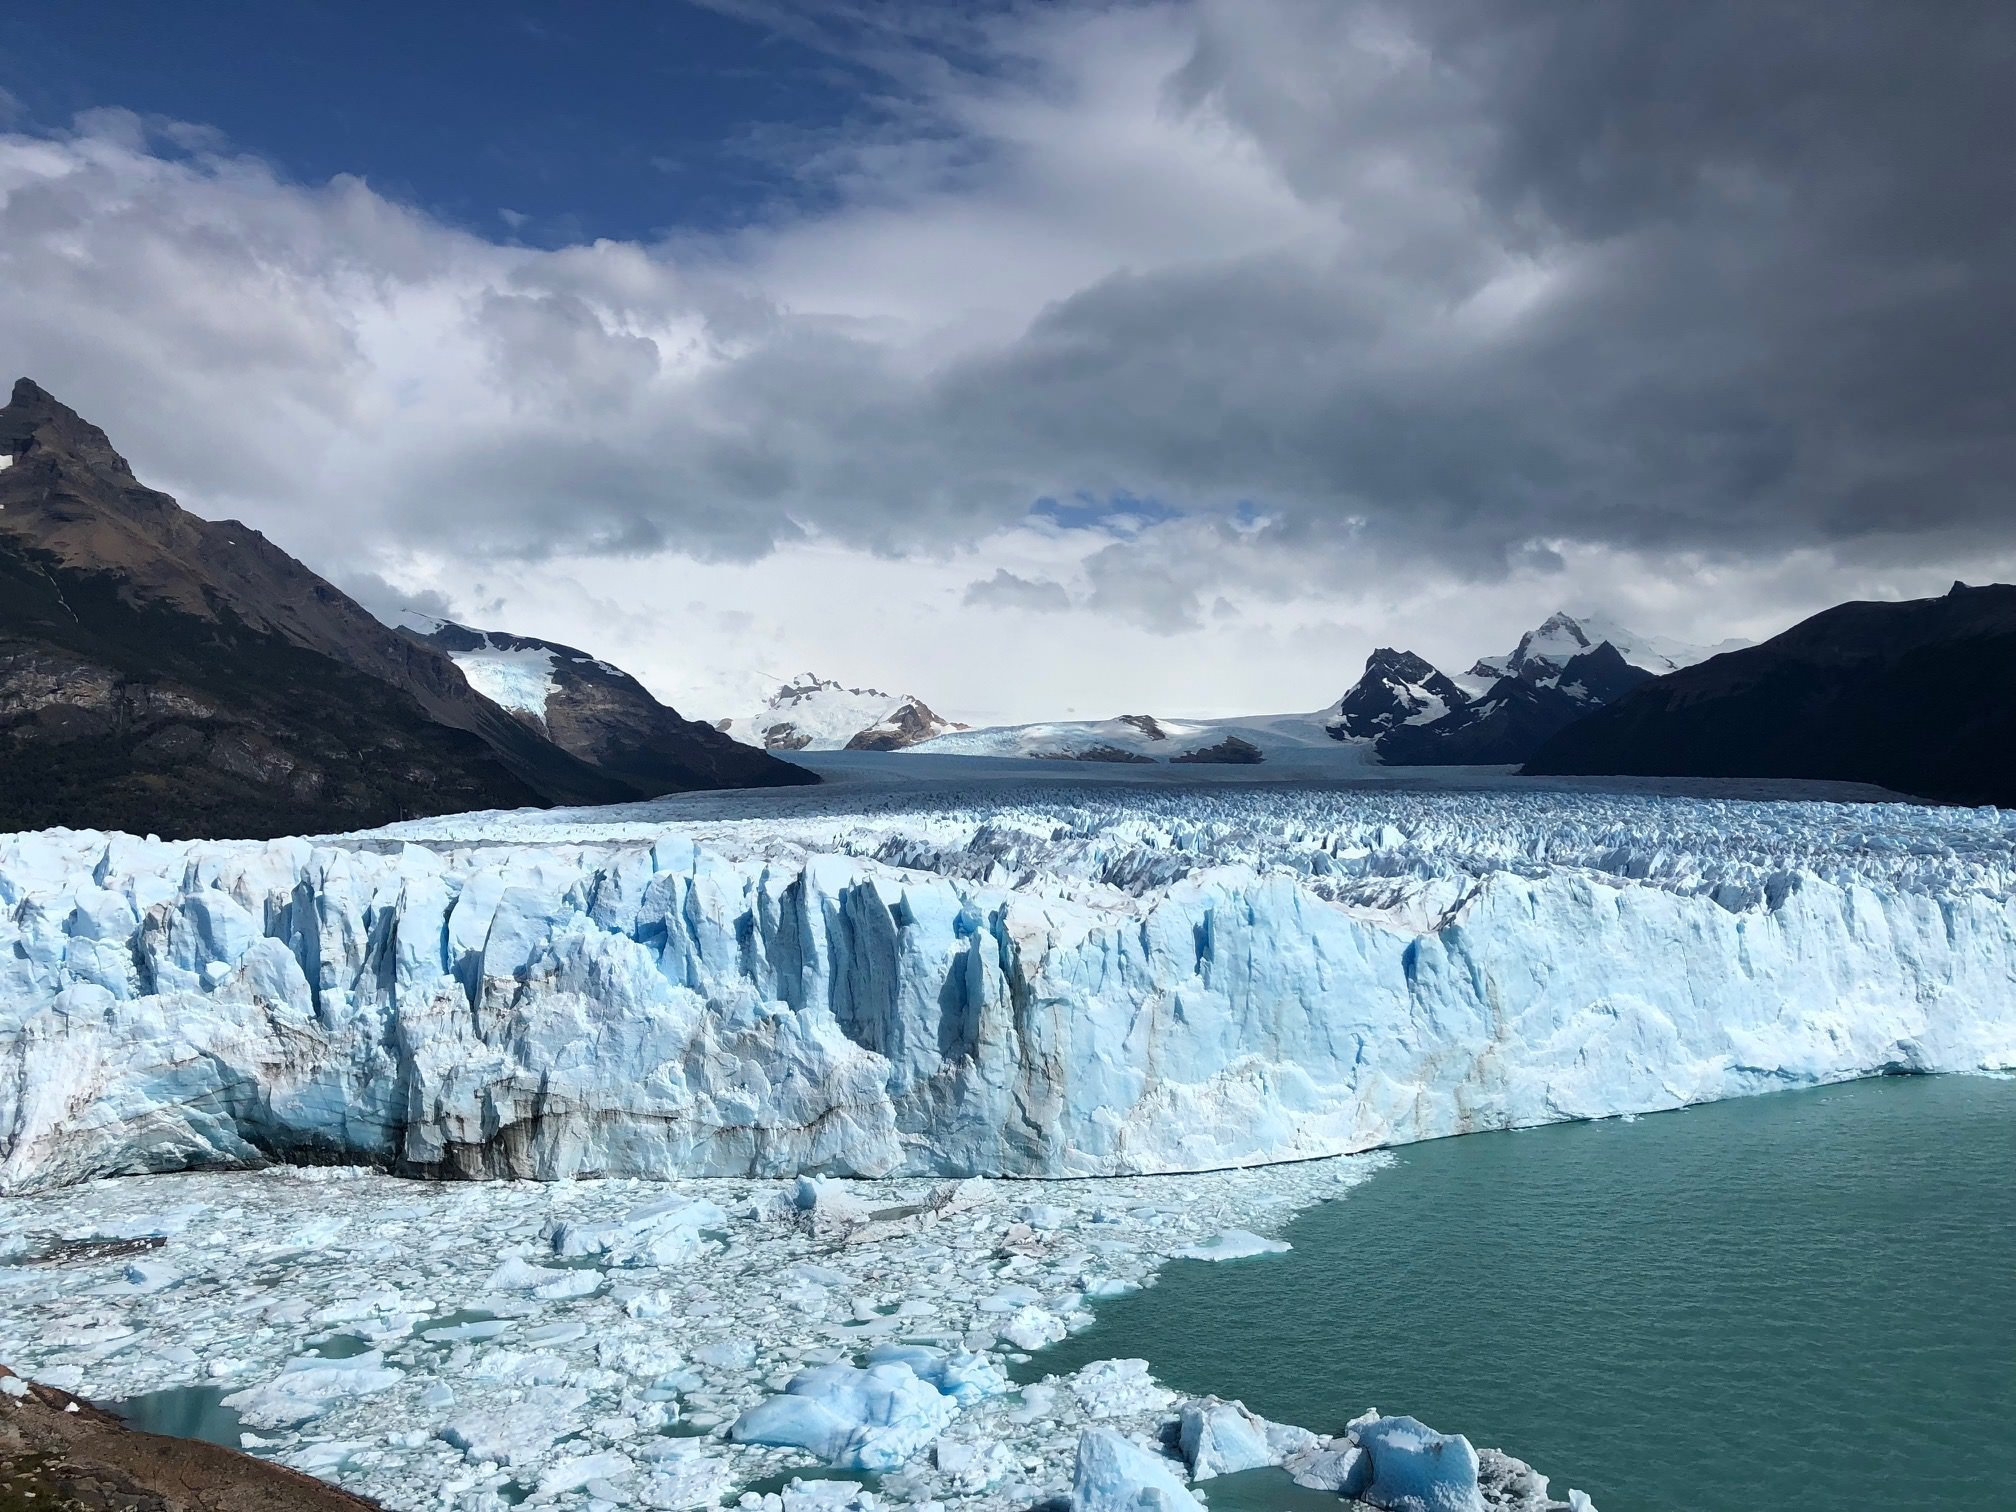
[961,567,1073,612]
[1,1,2011,717]
[336,570,451,624]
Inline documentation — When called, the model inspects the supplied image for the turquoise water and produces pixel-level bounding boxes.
[106,1383,244,1446]
[1032,1076,2016,1512]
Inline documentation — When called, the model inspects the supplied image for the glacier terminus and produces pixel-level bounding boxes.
[5,775,2012,1194]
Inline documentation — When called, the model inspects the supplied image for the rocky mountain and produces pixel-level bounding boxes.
[719,673,962,752]
[1525,583,2016,805]
[1322,621,1662,767]
[0,378,806,838]
[1470,610,1746,681]
[1324,648,1470,740]
[1377,642,1653,765]
[397,615,810,796]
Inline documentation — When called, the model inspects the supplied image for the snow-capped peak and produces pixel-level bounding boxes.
[1325,648,1468,741]
[1471,611,1747,681]
[721,673,961,752]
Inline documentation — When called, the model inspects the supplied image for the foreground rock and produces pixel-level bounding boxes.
[0,1364,383,1510]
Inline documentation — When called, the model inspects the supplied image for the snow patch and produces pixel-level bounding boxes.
[448,642,561,721]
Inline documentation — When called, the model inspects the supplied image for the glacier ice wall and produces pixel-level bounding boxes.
[3,786,2014,1192]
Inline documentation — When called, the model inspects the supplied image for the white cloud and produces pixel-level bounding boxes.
[1,1,2008,723]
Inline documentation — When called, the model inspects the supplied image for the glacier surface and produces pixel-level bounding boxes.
[4,778,2014,1191]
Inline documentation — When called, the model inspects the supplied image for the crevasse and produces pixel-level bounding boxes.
[3,786,2013,1193]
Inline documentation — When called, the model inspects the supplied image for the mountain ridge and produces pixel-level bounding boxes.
[1525,583,2016,804]
[0,377,807,837]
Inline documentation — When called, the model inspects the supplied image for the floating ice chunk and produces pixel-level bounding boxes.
[119,1258,179,1293]
[484,1255,599,1299]
[288,1440,369,1474]
[1080,1276,1138,1300]
[862,1345,1007,1405]
[730,1361,958,1471]
[423,1318,511,1342]
[440,1385,590,1465]
[692,1336,755,1369]
[780,1477,882,1511]
[469,1348,574,1385]
[1178,1397,1275,1480]
[1018,1203,1070,1231]
[1072,1427,1205,1512]
[1351,1414,1485,1512]
[1567,1493,1599,1512]
[978,1284,1044,1313]
[999,1305,1068,1350]
[551,1195,727,1267]
[935,1434,1017,1493]
[929,1176,995,1214]
[219,1350,403,1428]
[1174,1229,1290,1262]
[1067,1359,1176,1419]
[537,1269,601,1299]
[787,1263,850,1288]
[536,1449,635,1495]
[634,1445,733,1509]
[1287,1437,1367,1491]
[522,1319,587,1346]
[485,1257,557,1291]
[794,1176,866,1214]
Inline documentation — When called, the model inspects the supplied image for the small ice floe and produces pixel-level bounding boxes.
[1068,1358,1175,1419]
[731,1359,957,1470]
[1072,1426,1205,1512]
[550,1195,726,1268]
[1178,1395,1318,1480]
[1173,1228,1291,1261]
[218,1350,403,1429]
[484,1255,600,1299]
[1346,1412,1485,1511]
[730,1345,1006,1472]
[632,1439,732,1509]
[440,1384,589,1465]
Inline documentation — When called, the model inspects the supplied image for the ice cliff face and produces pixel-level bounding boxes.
[3,785,2013,1192]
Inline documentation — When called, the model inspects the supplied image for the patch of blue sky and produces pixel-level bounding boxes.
[0,0,886,243]
[1029,492,1182,535]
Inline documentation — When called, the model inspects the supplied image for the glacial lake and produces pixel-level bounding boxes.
[1031,1075,2016,1512]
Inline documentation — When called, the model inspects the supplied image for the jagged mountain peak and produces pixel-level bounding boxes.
[0,385,809,835]
[720,670,961,752]
[1,376,144,492]
[1471,610,1746,682]
[1326,647,1468,742]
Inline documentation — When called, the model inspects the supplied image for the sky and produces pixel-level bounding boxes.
[2,0,2012,726]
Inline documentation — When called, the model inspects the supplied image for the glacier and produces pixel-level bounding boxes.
[4,777,2015,1192]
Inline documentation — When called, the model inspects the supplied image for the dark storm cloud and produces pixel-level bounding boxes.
[1127,0,2016,564]
[1,0,2010,593]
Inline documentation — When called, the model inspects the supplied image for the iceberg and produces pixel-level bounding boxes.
[729,1360,960,1470]
[1349,1414,1485,1512]
[1071,1427,1205,1512]
[2,783,2014,1191]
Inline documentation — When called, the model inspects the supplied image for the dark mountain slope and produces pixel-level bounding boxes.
[399,616,814,795]
[1377,642,1652,766]
[1326,648,1470,740]
[1524,583,2016,804]
[0,378,804,837]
